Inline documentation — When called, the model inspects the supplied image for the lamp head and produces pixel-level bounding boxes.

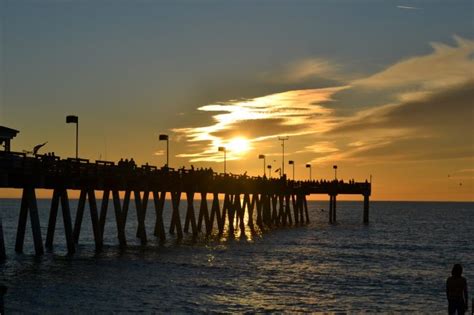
[258,154,265,159]
[159,134,168,141]
[306,164,311,168]
[218,146,226,152]
[289,160,294,165]
[66,115,78,124]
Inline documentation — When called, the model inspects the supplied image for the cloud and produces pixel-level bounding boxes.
[209,118,306,140]
[329,80,474,135]
[354,36,474,92]
[296,141,340,154]
[173,87,347,162]
[322,81,474,163]
[397,5,420,10]
[260,58,345,84]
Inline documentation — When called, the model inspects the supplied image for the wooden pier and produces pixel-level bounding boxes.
[0,152,371,259]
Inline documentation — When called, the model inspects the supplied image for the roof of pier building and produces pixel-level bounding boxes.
[0,126,19,144]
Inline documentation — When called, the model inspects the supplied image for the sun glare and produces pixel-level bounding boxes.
[227,137,251,155]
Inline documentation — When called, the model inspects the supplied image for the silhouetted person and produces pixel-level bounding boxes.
[447,264,468,314]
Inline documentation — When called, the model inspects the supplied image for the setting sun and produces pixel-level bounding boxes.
[227,137,251,155]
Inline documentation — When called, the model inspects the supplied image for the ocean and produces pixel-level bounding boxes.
[0,199,473,313]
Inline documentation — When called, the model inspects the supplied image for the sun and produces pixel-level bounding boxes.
[227,137,251,155]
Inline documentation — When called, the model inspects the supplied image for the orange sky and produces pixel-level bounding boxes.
[1,2,473,201]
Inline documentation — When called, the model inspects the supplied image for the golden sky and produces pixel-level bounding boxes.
[1,2,473,201]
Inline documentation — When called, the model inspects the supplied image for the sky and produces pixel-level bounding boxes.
[0,0,473,201]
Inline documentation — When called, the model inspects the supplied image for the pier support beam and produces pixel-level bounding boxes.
[184,191,198,237]
[291,194,299,224]
[135,190,148,244]
[153,191,166,243]
[278,194,284,225]
[209,193,221,234]
[15,188,44,255]
[73,189,103,251]
[99,190,110,239]
[197,192,211,235]
[255,194,263,227]
[112,190,129,247]
[297,194,304,224]
[243,194,254,229]
[169,191,183,239]
[226,194,235,233]
[363,194,370,224]
[262,194,272,226]
[284,194,292,225]
[303,195,310,223]
[329,194,337,224]
[271,195,278,226]
[45,188,75,254]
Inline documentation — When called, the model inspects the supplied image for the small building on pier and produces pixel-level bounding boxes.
[0,126,19,152]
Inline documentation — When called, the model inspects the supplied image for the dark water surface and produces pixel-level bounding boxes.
[1,199,473,313]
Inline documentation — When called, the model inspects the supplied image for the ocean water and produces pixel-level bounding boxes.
[0,198,472,313]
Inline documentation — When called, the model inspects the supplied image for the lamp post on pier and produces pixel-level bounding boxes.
[66,115,79,158]
[258,154,266,177]
[218,146,226,175]
[159,134,169,168]
[333,165,338,180]
[288,160,295,181]
[267,164,272,178]
[306,164,312,181]
[278,136,289,178]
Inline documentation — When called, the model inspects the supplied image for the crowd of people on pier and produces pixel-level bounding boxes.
[2,151,370,190]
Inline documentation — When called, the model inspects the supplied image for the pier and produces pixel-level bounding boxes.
[0,151,370,259]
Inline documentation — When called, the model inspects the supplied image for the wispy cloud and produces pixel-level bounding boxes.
[173,87,347,162]
[397,5,420,10]
[260,58,344,84]
[354,36,474,92]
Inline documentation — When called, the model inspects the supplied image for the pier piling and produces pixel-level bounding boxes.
[15,188,43,255]
[152,191,166,242]
[363,194,370,224]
